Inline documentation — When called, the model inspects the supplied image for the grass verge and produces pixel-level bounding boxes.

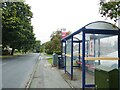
[46,54,52,57]
[47,58,53,64]
[0,52,25,59]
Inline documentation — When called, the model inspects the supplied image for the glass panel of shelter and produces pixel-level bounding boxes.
[62,42,66,70]
[73,43,79,67]
[66,39,72,75]
[84,33,118,85]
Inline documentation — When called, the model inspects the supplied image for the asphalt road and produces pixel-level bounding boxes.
[2,53,40,88]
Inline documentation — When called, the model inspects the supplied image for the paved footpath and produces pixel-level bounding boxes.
[29,54,71,88]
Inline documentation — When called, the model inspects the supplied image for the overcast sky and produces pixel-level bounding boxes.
[25,0,112,44]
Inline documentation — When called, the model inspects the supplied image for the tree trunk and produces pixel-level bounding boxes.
[11,48,15,55]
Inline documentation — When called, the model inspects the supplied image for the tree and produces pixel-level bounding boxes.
[100,0,120,22]
[40,43,45,53]
[2,2,35,55]
[33,40,41,53]
[43,30,70,54]
[44,41,53,54]
[50,30,70,54]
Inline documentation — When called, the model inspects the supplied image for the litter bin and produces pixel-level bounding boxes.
[95,65,119,90]
[58,55,61,69]
[58,55,64,69]
[52,53,58,66]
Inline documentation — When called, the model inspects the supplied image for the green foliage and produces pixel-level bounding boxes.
[0,8,2,18]
[44,30,70,55]
[53,51,61,55]
[51,31,61,53]
[2,2,35,55]
[100,1,120,21]
[40,43,44,52]
[44,41,53,54]
[34,40,41,53]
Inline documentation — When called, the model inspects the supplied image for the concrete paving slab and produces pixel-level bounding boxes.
[58,67,95,90]
[29,54,94,89]
[30,55,71,88]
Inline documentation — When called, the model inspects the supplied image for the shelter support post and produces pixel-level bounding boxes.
[79,42,81,67]
[94,37,95,57]
[118,34,120,68]
[71,36,73,80]
[65,41,66,73]
[118,17,120,90]
[82,32,85,90]
[61,41,63,65]
[118,34,120,90]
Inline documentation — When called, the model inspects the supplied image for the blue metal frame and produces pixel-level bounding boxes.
[73,41,81,43]
[85,84,95,87]
[118,34,120,90]
[82,32,85,89]
[65,41,66,73]
[94,37,96,57]
[61,21,120,90]
[79,42,81,67]
[118,34,120,68]
[71,36,73,80]
[61,41,63,68]
[83,29,119,35]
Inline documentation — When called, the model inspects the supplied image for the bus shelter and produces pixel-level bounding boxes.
[61,21,120,89]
